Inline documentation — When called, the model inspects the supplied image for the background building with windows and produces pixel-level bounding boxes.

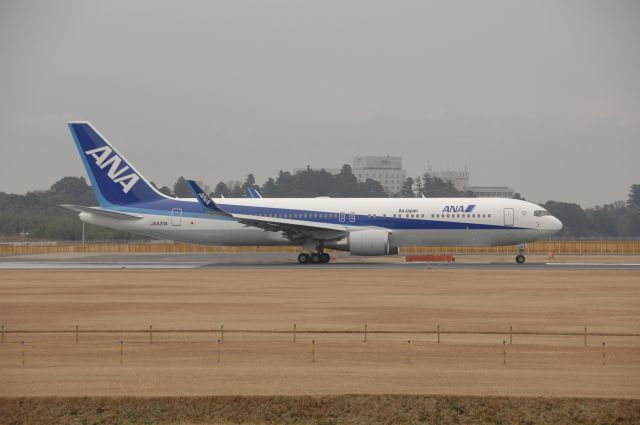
[352,156,405,195]
[295,156,406,195]
[467,186,515,198]
[430,169,469,192]
[429,166,516,198]
[293,161,515,198]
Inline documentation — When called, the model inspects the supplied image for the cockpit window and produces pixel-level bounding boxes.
[534,210,550,217]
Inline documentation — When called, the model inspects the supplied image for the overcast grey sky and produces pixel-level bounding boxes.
[1,1,638,207]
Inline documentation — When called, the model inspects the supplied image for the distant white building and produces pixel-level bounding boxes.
[294,156,406,195]
[429,166,516,198]
[430,169,469,192]
[468,186,515,198]
[352,156,405,195]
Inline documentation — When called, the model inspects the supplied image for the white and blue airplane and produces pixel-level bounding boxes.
[62,122,562,264]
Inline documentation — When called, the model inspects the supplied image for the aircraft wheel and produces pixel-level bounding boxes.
[298,253,310,264]
[310,253,322,264]
[320,253,331,263]
[515,254,525,264]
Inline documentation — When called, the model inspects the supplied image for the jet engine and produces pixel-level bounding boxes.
[326,229,399,256]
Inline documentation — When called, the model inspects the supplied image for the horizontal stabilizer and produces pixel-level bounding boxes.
[59,204,143,220]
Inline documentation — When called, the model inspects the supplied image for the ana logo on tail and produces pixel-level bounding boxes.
[197,191,213,206]
[85,146,140,194]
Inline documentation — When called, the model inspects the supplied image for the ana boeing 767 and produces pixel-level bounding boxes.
[62,122,562,264]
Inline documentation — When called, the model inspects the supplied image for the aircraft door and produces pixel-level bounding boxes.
[349,212,356,223]
[339,212,345,223]
[171,208,182,226]
[503,208,514,226]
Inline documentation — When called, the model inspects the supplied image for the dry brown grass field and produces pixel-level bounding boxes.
[2,395,640,425]
[1,268,639,423]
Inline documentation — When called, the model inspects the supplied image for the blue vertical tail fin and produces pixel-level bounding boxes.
[68,122,168,207]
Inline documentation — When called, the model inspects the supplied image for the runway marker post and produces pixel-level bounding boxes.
[220,325,224,343]
[602,342,606,366]
[503,340,506,365]
[364,324,367,342]
[149,325,153,344]
[311,340,316,363]
[217,339,221,363]
[584,327,588,347]
[407,340,411,364]
[509,326,513,345]
[437,325,440,344]
[21,341,25,365]
[2,324,4,343]
[75,325,79,344]
[120,340,124,364]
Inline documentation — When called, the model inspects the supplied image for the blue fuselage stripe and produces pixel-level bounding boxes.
[100,199,527,231]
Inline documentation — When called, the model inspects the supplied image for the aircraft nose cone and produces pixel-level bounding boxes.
[550,216,563,233]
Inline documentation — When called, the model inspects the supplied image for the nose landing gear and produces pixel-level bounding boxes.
[515,244,527,264]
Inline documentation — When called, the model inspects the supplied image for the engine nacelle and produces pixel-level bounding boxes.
[334,229,399,256]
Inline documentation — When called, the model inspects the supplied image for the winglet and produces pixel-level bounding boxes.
[187,180,227,213]
[247,187,263,198]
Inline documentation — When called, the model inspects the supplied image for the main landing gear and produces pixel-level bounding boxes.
[297,252,331,264]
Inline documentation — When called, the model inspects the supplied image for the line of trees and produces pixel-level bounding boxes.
[211,166,387,198]
[0,167,638,240]
[0,177,135,241]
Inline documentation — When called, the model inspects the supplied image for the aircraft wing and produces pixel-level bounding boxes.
[187,180,349,241]
[59,204,143,220]
[230,213,349,241]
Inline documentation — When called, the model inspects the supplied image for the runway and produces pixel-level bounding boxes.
[1,252,639,270]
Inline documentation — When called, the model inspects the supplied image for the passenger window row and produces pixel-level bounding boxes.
[253,212,492,220]
[256,212,338,219]
[432,213,491,219]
